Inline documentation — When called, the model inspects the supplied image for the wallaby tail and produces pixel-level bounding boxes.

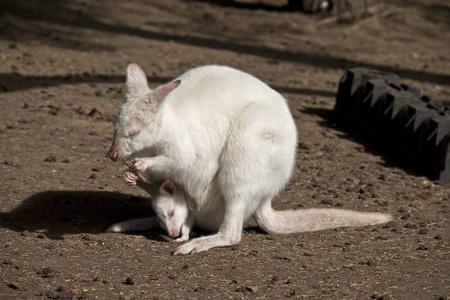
[254,201,393,234]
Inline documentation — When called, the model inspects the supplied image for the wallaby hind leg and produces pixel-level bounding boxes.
[173,199,246,255]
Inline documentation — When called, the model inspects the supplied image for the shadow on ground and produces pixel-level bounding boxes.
[0,190,164,240]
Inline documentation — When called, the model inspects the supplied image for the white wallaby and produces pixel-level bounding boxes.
[107,63,393,255]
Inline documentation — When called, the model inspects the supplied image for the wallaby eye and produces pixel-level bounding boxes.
[127,130,141,138]
[168,209,175,218]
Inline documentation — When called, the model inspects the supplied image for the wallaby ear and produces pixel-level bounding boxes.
[151,80,181,107]
[186,196,197,212]
[126,63,149,97]
[160,180,176,196]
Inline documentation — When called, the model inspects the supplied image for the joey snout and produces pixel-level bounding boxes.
[168,227,180,239]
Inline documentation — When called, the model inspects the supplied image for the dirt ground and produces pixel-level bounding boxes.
[0,0,449,299]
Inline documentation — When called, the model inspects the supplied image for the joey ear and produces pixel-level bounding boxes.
[186,196,197,212]
[126,63,149,96]
[151,80,181,107]
[160,180,176,196]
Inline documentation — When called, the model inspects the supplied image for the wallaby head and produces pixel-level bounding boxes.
[108,63,180,161]
[151,180,190,239]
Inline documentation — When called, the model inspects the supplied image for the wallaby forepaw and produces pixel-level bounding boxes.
[131,158,146,173]
[124,172,137,186]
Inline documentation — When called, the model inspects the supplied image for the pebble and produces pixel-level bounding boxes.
[418,229,428,234]
[320,199,334,205]
[404,223,418,229]
[125,277,135,285]
[46,291,58,299]
[400,214,410,220]
[246,285,258,293]
[7,282,19,290]
[40,267,54,278]
[44,156,56,162]
[57,285,66,292]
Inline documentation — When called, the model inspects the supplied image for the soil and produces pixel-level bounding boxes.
[0,0,449,299]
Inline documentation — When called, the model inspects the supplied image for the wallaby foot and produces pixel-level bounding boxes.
[173,232,241,255]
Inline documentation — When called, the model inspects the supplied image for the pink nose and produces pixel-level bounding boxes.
[169,229,179,238]
[108,150,119,161]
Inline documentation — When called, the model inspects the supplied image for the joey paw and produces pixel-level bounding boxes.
[173,236,189,243]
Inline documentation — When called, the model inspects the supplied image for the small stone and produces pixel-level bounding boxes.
[272,276,280,282]
[434,234,442,240]
[404,223,418,229]
[46,291,58,299]
[321,199,333,205]
[40,267,54,278]
[235,287,246,293]
[80,291,88,299]
[63,291,74,299]
[3,259,13,265]
[125,277,135,285]
[379,294,391,300]
[246,285,258,293]
[378,174,387,181]
[89,174,97,180]
[418,229,428,235]
[44,156,56,162]
[286,279,295,284]
[7,282,19,289]
[57,286,66,292]
[21,230,30,236]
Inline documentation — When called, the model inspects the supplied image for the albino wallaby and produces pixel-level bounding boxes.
[106,174,195,242]
[107,63,392,255]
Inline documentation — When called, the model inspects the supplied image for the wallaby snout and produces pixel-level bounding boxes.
[108,143,124,161]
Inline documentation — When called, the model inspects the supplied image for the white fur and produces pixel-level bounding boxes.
[108,64,392,255]
[106,178,194,242]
